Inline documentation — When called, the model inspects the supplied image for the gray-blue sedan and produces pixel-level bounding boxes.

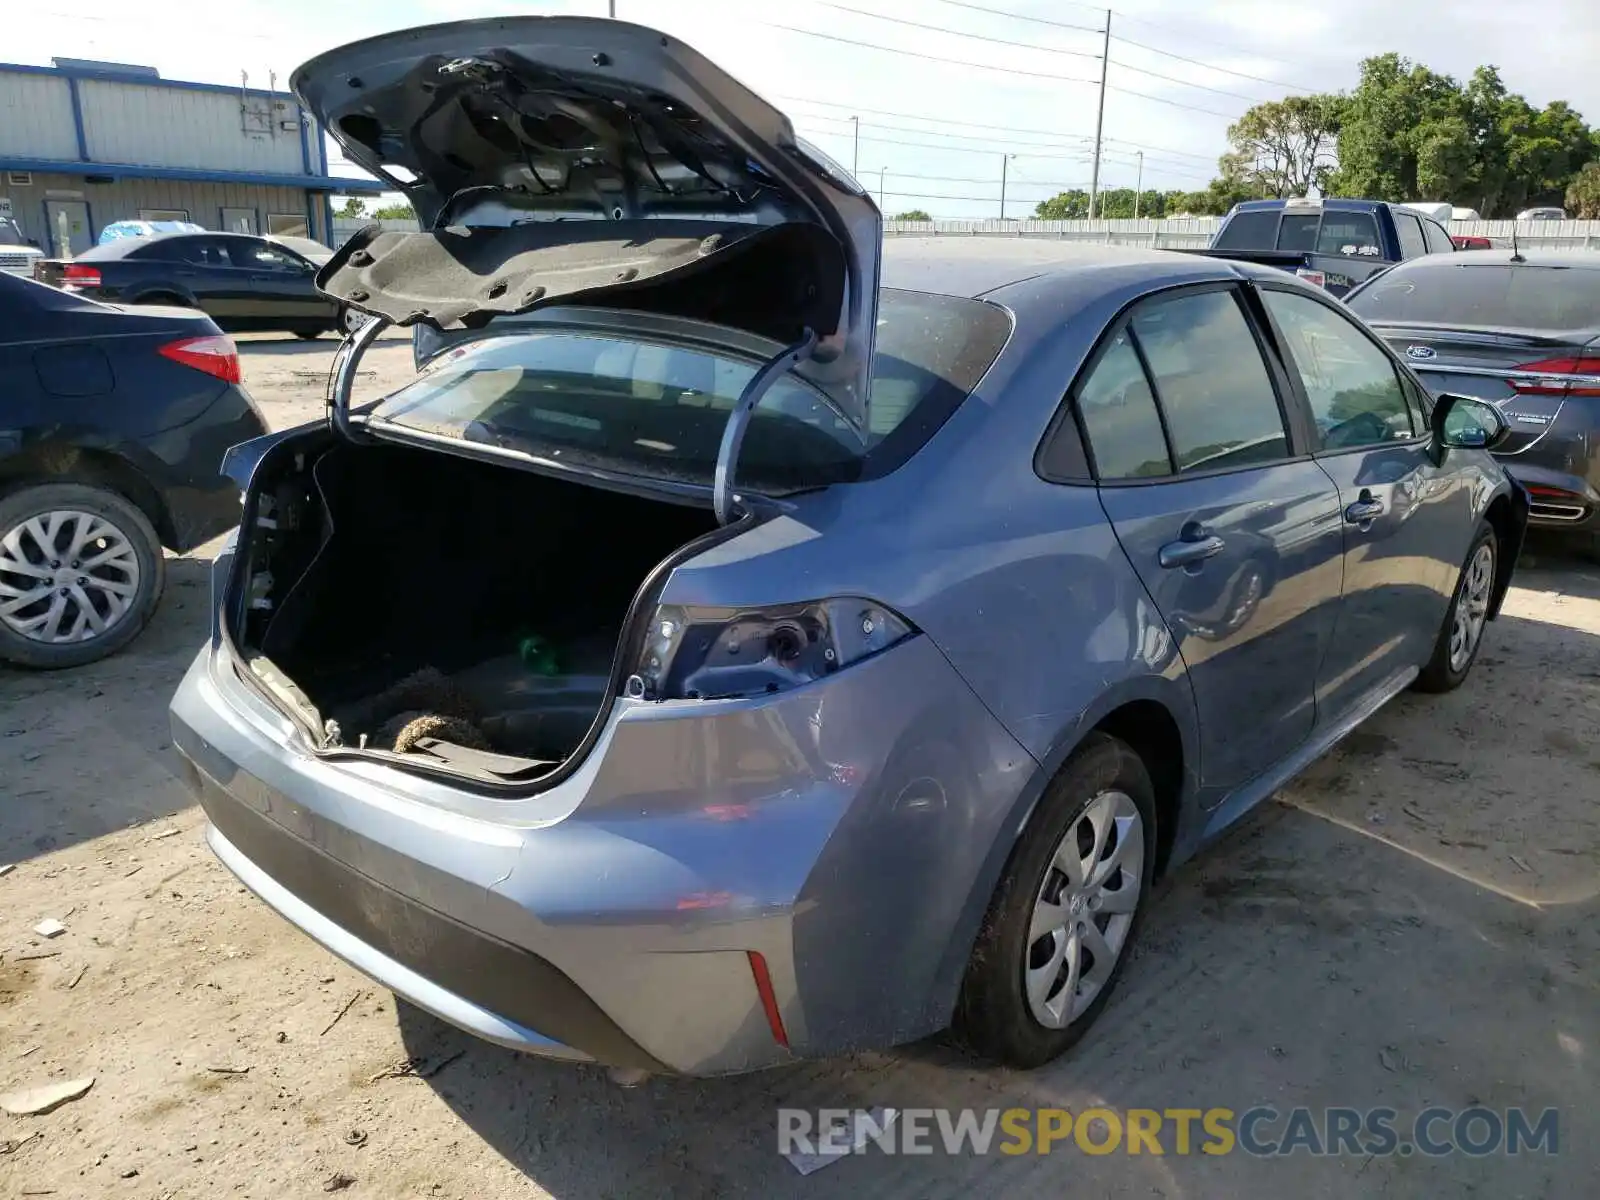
[170,16,1529,1079]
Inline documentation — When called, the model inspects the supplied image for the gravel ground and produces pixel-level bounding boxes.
[2,331,1597,1199]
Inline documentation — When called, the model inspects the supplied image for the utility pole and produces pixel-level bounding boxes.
[608,1,615,15]
[877,167,886,211]
[1133,151,1144,219]
[1000,153,1009,220]
[851,116,860,177]
[1089,9,1110,221]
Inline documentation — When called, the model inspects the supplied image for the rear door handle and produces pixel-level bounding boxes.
[1159,532,1226,569]
[1344,490,1385,523]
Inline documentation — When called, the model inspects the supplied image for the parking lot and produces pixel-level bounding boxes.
[0,331,1596,1197]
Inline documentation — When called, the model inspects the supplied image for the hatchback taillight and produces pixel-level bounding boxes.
[159,334,242,384]
[1510,357,1600,397]
[62,263,101,287]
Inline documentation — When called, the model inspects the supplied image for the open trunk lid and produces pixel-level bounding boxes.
[293,16,882,433]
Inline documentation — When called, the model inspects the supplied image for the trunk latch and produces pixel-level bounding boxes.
[712,328,817,525]
[326,314,392,442]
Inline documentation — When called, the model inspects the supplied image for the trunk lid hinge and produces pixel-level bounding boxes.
[712,328,818,525]
[326,314,393,442]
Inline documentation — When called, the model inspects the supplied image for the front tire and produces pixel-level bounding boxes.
[1414,520,1497,694]
[0,482,166,669]
[954,733,1157,1068]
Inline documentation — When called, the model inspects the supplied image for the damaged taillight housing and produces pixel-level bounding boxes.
[627,599,915,701]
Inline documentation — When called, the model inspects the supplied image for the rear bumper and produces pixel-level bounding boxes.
[140,385,269,551]
[1499,462,1600,531]
[170,629,1034,1076]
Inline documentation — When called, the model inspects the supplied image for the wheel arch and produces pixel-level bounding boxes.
[0,441,176,549]
[1481,486,1525,620]
[927,674,1200,1027]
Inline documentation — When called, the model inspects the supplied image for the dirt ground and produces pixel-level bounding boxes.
[2,331,1598,1199]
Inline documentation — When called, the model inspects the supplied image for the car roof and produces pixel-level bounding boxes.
[1385,248,1600,271]
[1229,198,1396,213]
[880,237,1268,300]
[79,230,266,260]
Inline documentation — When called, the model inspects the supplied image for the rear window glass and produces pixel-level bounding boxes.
[1347,264,1600,333]
[368,289,1011,493]
[1213,211,1279,249]
[1316,213,1381,257]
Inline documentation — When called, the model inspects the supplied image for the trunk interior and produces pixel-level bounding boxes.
[240,439,719,777]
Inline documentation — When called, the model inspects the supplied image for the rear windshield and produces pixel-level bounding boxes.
[1213,208,1382,258]
[368,289,1012,493]
[1347,264,1600,333]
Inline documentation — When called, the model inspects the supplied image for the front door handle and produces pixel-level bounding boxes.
[1344,489,1385,524]
[1159,531,1226,569]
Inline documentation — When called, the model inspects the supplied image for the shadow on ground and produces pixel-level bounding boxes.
[0,556,209,861]
[392,596,1600,1199]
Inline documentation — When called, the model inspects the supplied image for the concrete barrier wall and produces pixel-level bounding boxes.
[332,215,1600,252]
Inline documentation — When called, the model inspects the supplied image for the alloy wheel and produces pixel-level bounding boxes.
[1448,541,1495,673]
[1024,789,1145,1028]
[0,510,142,645]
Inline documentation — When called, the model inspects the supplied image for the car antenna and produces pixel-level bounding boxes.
[1509,223,1525,263]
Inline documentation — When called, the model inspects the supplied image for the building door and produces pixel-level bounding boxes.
[45,200,92,257]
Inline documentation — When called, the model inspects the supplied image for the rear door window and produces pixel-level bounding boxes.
[1315,212,1382,258]
[1073,332,1172,480]
[1130,290,1290,472]
[1262,289,1413,450]
[1393,213,1427,259]
[1347,263,1600,333]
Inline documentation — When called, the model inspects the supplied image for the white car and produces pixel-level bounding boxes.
[1517,207,1567,221]
[0,217,44,279]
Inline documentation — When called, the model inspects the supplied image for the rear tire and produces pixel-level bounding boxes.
[953,733,1157,1068]
[0,482,166,669]
[1414,520,1497,693]
[294,329,324,341]
[134,292,189,307]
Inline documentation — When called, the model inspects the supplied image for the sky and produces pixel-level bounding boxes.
[13,0,1600,218]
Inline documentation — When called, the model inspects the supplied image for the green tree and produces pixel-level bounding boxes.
[1225,94,1345,197]
[891,209,932,221]
[1034,189,1090,219]
[1330,56,1594,215]
[1568,162,1600,218]
[335,197,367,219]
[371,202,415,220]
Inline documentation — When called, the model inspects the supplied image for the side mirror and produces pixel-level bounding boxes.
[1431,393,1509,453]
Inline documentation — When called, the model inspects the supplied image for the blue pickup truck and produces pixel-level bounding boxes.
[1195,197,1459,297]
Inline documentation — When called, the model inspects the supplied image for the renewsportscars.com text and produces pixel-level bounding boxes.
[778,1105,1559,1159]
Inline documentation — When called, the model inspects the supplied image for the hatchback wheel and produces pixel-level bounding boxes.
[955,732,1157,1067]
[1414,520,1496,693]
[0,482,166,669]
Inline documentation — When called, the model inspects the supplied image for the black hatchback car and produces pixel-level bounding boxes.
[1347,250,1600,559]
[34,231,363,339]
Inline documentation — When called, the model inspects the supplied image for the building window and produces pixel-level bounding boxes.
[267,213,309,237]
[221,207,257,234]
[139,208,190,222]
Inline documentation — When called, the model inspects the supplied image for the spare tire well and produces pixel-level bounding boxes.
[1093,700,1183,878]
[0,444,175,549]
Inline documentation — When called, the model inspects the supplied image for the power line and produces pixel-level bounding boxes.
[1106,82,1238,120]
[929,0,1315,81]
[1111,32,1314,94]
[760,23,1100,87]
[810,1,1103,63]
[1108,57,1266,104]
[803,119,1208,176]
[925,0,1104,36]
[776,93,1221,163]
